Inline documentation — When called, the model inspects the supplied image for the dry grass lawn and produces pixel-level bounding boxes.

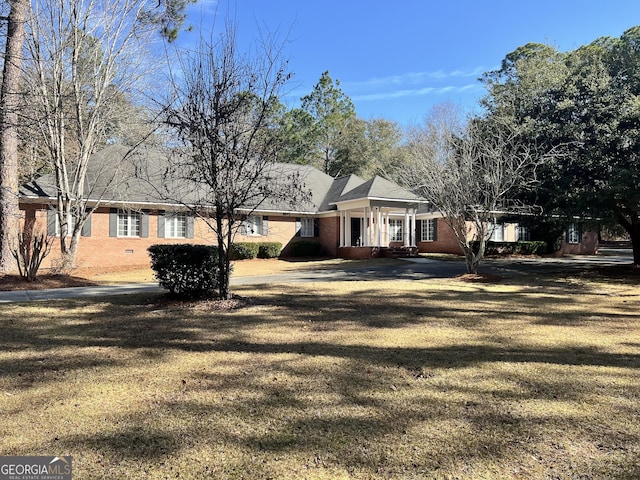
[81,257,397,284]
[0,258,396,289]
[1,268,640,479]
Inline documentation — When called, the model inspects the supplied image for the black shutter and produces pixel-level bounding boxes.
[47,208,57,236]
[109,208,118,237]
[157,210,165,238]
[432,218,438,241]
[186,215,194,239]
[313,218,319,237]
[140,210,150,238]
[577,224,583,243]
[81,211,92,237]
[415,219,422,243]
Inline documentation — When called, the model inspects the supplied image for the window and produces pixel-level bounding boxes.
[118,211,141,237]
[242,215,264,236]
[516,225,530,241]
[55,213,74,237]
[299,218,314,237]
[389,218,403,242]
[567,223,581,244]
[489,223,504,242]
[48,208,91,237]
[165,213,187,238]
[421,218,436,242]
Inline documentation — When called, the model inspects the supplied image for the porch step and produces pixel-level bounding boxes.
[384,246,419,258]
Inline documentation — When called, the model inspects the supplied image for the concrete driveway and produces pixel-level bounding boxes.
[0,249,634,303]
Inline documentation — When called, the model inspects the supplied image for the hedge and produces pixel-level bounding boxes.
[473,240,547,256]
[257,242,282,259]
[230,242,259,260]
[289,240,322,257]
[148,244,219,298]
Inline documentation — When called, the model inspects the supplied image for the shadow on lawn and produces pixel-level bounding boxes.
[3,284,640,478]
[1,285,639,383]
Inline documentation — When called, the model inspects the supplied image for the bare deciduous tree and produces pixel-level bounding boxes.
[22,0,162,270]
[401,104,546,274]
[157,21,309,300]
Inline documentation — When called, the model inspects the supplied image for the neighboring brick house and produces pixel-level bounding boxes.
[18,145,598,270]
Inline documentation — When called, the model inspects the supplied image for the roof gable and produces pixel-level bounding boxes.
[336,175,421,203]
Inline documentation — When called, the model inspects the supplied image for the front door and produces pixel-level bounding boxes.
[350,218,361,246]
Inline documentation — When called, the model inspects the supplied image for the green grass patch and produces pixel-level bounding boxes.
[1,276,639,479]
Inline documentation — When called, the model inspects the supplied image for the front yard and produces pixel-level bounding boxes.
[1,271,639,479]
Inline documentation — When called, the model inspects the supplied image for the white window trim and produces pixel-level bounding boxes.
[421,218,435,242]
[299,218,314,238]
[516,225,530,242]
[165,213,187,239]
[389,218,403,242]
[489,223,504,242]
[567,223,580,244]
[55,213,75,237]
[243,215,263,236]
[118,211,141,238]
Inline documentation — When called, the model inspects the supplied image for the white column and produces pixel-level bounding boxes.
[345,211,351,247]
[376,207,382,247]
[404,210,410,246]
[362,207,368,246]
[369,208,374,246]
[339,211,345,247]
[410,209,417,247]
[383,212,389,246]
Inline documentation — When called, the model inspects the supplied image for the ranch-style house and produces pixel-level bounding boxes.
[18,145,598,270]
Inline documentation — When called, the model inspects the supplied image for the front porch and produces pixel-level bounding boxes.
[329,174,428,260]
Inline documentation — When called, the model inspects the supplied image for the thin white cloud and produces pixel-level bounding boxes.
[352,83,483,102]
[343,67,489,89]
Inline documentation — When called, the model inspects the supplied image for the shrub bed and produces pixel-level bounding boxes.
[230,242,260,260]
[289,240,322,257]
[474,241,547,256]
[257,242,282,259]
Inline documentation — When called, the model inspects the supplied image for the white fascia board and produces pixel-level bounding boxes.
[235,207,318,216]
[416,212,444,219]
[330,196,427,209]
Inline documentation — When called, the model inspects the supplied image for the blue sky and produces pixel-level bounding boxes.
[182,1,639,126]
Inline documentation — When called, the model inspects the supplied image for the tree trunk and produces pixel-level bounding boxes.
[629,221,640,267]
[215,212,230,300]
[462,237,485,274]
[616,213,640,267]
[0,0,30,272]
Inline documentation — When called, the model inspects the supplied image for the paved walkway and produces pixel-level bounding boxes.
[0,250,633,304]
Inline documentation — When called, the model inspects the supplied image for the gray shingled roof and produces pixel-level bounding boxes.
[335,175,422,203]
[20,145,426,213]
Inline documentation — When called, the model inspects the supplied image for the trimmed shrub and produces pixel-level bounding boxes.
[148,244,219,298]
[514,241,547,255]
[257,242,282,259]
[473,241,547,256]
[289,240,322,257]
[230,242,259,260]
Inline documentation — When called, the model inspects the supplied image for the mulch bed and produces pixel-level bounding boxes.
[455,273,505,283]
[0,274,98,291]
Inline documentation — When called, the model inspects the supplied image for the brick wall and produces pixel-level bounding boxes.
[558,230,599,255]
[417,218,463,255]
[20,206,342,270]
[319,216,339,257]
